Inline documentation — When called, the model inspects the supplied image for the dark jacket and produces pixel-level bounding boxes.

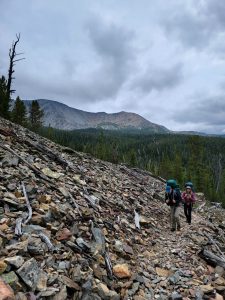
[165,189,182,207]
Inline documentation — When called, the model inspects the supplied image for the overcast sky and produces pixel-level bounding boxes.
[1,0,225,133]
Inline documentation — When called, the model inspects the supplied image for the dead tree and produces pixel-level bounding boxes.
[6,33,25,101]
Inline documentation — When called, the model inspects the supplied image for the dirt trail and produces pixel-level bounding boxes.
[143,206,220,298]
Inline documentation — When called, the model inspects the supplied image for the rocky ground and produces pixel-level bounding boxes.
[0,117,225,300]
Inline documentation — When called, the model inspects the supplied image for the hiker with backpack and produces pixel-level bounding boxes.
[165,180,182,232]
[182,183,195,225]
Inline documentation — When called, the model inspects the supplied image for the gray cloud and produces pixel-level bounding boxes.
[84,17,135,99]
[87,17,134,65]
[15,14,136,104]
[10,14,136,104]
[1,0,225,134]
[132,63,183,93]
[162,1,225,49]
[173,95,225,128]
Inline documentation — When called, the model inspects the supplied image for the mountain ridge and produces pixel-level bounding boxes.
[23,99,169,133]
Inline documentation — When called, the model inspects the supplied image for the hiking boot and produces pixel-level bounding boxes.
[177,226,181,231]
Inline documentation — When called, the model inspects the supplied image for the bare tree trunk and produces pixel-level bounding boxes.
[6,33,25,101]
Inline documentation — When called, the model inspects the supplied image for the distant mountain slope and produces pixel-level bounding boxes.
[23,99,169,133]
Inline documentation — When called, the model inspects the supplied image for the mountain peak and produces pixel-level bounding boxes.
[23,99,169,132]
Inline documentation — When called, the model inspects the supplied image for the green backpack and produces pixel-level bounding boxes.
[166,179,177,189]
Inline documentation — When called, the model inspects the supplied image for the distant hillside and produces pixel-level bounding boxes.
[23,99,169,133]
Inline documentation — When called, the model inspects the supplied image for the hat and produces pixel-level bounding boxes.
[186,186,191,189]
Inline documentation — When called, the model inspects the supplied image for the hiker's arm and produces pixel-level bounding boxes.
[165,193,171,205]
[181,192,186,202]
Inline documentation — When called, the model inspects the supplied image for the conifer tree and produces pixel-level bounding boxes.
[0,76,9,118]
[11,96,27,126]
[29,100,44,131]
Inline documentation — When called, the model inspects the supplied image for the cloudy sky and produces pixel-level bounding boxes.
[1,0,225,133]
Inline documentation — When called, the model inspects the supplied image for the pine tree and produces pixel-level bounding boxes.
[0,76,10,118]
[29,100,44,131]
[11,96,27,126]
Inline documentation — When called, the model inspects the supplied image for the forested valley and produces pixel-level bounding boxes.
[39,127,225,206]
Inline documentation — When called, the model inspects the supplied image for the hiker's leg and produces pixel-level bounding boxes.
[186,204,190,224]
[175,206,181,229]
[188,204,192,224]
[184,204,188,221]
[170,206,176,230]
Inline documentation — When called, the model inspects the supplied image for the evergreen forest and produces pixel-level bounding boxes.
[39,127,225,206]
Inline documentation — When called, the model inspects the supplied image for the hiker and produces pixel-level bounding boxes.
[165,184,182,231]
[182,186,195,224]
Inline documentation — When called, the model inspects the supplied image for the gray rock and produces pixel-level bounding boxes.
[76,237,91,251]
[23,224,46,234]
[39,287,60,297]
[114,240,123,253]
[58,261,70,270]
[215,265,225,276]
[58,187,70,198]
[27,237,46,255]
[152,278,162,284]
[6,239,28,253]
[168,271,180,284]
[4,256,24,268]
[155,295,168,300]
[52,285,68,300]
[128,282,140,296]
[15,292,28,300]
[24,184,37,193]
[94,282,110,299]
[72,265,82,282]
[7,183,17,191]
[195,289,203,300]
[82,293,102,300]
[170,291,183,300]
[17,258,41,291]
[108,290,120,300]
[146,289,154,299]
[135,274,145,283]
[2,154,19,167]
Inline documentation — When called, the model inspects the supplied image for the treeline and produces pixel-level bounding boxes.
[0,34,44,131]
[0,79,44,131]
[39,127,225,206]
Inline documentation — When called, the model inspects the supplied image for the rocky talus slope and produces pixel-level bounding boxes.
[0,117,225,300]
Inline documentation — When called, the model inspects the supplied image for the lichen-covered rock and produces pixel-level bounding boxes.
[16,258,40,291]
